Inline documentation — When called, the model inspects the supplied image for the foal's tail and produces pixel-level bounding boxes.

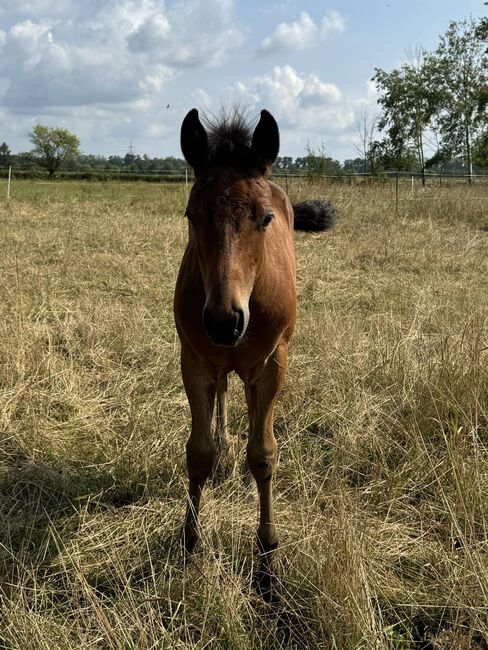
[293,200,336,231]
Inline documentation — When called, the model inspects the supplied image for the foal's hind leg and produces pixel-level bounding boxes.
[245,340,288,600]
[213,375,235,483]
[181,344,216,554]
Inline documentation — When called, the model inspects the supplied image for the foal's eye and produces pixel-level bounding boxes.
[261,211,274,230]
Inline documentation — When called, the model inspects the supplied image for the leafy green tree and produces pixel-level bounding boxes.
[29,125,80,178]
[0,142,11,167]
[108,155,124,168]
[368,138,418,172]
[343,158,365,174]
[301,143,342,177]
[373,48,439,183]
[475,17,488,54]
[431,18,488,181]
[473,130,488,168]
[275,156,295,172]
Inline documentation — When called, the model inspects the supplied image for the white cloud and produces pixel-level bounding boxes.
[231,66,353,133]
[0,0,72,17]
[259,12,318,54]
[192,88,212,109]
[0,0,242,111]
[320,9,346,39]
[197,67,378,156]
[355,79,380,108]
[156,0,243,67]
[127,13,171,52]
[258,10,345,55]
[298,76,342,108]
[138,65,174,93]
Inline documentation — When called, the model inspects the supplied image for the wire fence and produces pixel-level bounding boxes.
[0,166,189,183]
[2,165,488,182]
[3,165,488,210]
[272,172,488,215]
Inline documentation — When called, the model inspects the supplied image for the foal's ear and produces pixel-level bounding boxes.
[251,109,280,169]
[181,108,209,175]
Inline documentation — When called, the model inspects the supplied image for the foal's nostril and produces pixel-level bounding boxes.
[234,308,245,337]
[202,306,211,334]
[202,305,245,346]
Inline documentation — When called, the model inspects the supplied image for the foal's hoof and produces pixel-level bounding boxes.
[255,569,280,605]
[256,539,279,603]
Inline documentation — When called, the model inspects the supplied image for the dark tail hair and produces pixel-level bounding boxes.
[293,200,336,231]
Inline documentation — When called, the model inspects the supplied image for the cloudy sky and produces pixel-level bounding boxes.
[0,0,486,161]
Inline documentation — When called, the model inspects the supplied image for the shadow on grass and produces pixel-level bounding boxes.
[0,443,179,594]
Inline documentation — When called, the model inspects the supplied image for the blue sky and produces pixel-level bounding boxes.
[0,0,486,161]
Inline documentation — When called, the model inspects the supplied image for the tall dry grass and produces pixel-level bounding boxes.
[0,179,487,649]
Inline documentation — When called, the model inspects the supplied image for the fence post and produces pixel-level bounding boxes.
[395,174,399,213]
[7,165,11,206]
[411,175,414,197]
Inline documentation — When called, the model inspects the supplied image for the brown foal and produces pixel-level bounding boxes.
[174,108,332,596]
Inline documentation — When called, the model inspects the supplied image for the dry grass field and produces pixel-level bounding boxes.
[0,178,487,649]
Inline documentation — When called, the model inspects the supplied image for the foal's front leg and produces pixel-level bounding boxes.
[181,344,216,554]
[213,375,234,483]
[245,340,288,599]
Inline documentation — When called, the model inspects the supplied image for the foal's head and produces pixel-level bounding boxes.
[181,109,280,347]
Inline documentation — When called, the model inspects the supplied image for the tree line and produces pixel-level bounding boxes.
[0,127,189,181]
[366,16,487,182]
[0,130,358,180]
[0,16,486,181]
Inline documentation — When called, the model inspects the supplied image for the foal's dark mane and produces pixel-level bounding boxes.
[203,110,258,172]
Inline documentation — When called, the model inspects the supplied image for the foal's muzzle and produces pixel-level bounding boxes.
[202,304,246,347]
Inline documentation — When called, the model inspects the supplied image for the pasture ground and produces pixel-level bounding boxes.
[0,179,487,649]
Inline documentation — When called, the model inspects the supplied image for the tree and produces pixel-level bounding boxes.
[301,143,342,177]
[475,17,488,54]
[373,48,439,184]
[0,142,11,167]
[29,125,80,178]
[124,152,136,166]
[368,138,418,172]
[354,110,379,173]
[473,130,488,168]
[431,18,488,182]
[343,158,367,174]
[275,156,294,172]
